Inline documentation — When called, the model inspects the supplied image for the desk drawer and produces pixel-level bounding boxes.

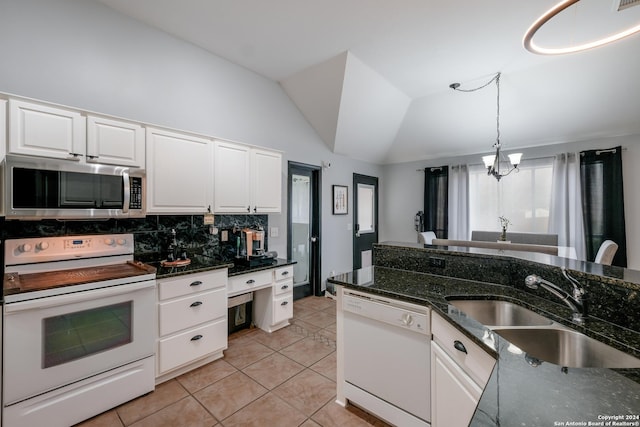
[274,265,293,282]
[274,278,293,296]
[228,270,272,296]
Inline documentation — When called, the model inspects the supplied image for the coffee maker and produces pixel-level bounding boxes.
[236,227,274,266]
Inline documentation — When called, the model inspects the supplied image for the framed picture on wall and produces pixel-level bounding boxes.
[333,185,348,215]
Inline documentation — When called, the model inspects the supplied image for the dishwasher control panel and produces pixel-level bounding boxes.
[343,290,430,335]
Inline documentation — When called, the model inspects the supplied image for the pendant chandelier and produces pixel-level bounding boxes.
[449,72,522,181]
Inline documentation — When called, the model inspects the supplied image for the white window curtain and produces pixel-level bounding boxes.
[549,152,586,261]
[448,164,469,240]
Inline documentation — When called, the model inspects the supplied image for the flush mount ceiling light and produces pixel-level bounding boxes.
[524,0,640,55]
[450,72,522,182]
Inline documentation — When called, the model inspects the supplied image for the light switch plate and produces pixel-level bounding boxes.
[203,213,214,225]
[270,227,279,237]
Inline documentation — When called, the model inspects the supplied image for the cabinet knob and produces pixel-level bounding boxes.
[190,281,203,287]
[253,206,257,213]
[190,301,203,307]
[190,334,203,341]
[453,340,468,354]
[281,300,289,306]
[247,206,251,212]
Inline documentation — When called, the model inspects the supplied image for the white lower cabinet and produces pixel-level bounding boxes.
[430,312,496,427]
[253,265,294,333]
[156,269,228,382]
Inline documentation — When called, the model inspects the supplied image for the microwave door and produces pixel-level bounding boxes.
[99,175,124,209]
[59,172,99,208]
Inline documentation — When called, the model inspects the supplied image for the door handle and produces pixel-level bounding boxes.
[310,236,318,243]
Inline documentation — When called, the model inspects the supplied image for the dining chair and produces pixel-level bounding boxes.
[418,231,437,245]
[594,240,618,265]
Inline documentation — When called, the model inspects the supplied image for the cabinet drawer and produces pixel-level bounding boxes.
[274,266,293,282]
[157,319,226,374]
[272,293,293,324]
[432,312,496,386]
[158,287,226,336]
[274,278,293,296]
[158,269,227,300]
[228,270,272,296]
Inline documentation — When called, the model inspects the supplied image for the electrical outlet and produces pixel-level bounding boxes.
[429,257,446,268]
[270,227,279,237]
[221,230,228,241]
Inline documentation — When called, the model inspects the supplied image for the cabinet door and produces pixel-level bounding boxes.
[431,342,483,427]
[251,148,282,213]
[8,99,85,160]
[146,127,213,213]
[87,115,144,168]
[213,140,251,213]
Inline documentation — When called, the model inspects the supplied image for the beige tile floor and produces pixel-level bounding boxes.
[77,296,390,427]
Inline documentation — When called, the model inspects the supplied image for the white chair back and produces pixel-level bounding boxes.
[594,240,618,265]
[418,231,437,245]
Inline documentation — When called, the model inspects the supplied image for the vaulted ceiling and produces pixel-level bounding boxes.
[96,0,640,164]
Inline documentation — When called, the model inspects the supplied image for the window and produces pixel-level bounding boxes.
[468,158,554,234]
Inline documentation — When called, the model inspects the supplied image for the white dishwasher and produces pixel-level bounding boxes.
[343,289,431,427]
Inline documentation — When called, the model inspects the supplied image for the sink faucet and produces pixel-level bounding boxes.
[524,267,587,325]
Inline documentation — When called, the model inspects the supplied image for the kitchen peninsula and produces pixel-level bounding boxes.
[328,242,640,426]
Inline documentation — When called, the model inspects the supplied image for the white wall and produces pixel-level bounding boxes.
[0,0,381,287]
[381,136,640,269]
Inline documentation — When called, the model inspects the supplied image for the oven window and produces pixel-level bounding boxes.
[43,301,132,368]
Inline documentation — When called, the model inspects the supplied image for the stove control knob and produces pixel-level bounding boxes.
[36,241,49,251]
[104,238,115,246]
[19,243,33,253]
[117,238,127,246]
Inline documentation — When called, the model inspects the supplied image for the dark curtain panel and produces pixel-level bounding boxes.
[424,166,449,239]
[580,147,627,267]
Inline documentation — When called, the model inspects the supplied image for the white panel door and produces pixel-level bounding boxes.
[87,115,145,168]
[8,99,85,160]
[251,148,282,213]
[213,140,251,213]
[146,127,213,213]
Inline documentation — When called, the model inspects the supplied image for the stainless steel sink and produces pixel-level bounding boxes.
[448,299,554,326]
[493,327,640,368]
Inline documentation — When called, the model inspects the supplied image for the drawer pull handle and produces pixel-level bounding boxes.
[246,279,255,284]
[190,281,203,287]
[191,334,203,341]
[190,301,203,307]
[281,285,289,290]
[281,271,289,276]
[453,340,468,354]
[281,301,289,306]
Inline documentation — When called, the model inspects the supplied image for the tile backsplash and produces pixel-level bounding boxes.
[0,214,268,262]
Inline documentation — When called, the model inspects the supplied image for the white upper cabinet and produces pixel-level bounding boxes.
[146,127,213,214]
[213,140,282,214]
[87,115,144,168]
[8,99,145,168]
[214,140,252,213]
[9,99,85,160]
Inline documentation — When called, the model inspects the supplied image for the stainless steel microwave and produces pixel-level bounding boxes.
[3,155,146,220]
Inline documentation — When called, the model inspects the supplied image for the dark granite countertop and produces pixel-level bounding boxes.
[137,254,295,279]
[328,265,640,426]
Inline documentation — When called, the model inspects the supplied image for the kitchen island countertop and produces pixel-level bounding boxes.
[328,265,640,426]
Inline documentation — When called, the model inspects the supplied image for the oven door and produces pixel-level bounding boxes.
[3,279,156,405]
